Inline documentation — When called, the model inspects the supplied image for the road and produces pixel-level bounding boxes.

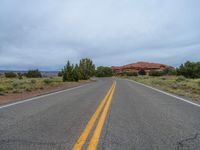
[0,78,200,150]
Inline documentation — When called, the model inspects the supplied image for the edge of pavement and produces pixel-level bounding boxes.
[117,77,200,108]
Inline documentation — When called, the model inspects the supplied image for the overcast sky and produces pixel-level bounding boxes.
[0,0,200,70]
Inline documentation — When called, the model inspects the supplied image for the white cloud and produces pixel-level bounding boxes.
[0,0,200,70]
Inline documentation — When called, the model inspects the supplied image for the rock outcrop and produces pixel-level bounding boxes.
[112,61,173,74]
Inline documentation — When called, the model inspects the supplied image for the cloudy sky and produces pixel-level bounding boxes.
[0,0,200,70]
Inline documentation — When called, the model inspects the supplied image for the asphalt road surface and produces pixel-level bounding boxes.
[0,78,200,150]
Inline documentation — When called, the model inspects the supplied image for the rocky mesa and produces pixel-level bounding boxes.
[112,61,174,74]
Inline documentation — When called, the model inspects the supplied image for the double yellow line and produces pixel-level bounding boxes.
[73,81,116,150]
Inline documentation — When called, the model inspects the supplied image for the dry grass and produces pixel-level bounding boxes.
[0,76,64,95]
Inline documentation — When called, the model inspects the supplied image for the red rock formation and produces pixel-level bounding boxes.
[112,61,173,74]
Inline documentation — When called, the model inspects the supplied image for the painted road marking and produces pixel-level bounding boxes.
[72,81,115,150]
[87,81,116,150]
[125,79,200,108]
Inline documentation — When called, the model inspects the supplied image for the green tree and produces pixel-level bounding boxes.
[58,71,62,77]
[95,66,113,77]
[79,58,95,80]
[72,64,81,81]
[62,61,74,82]
[177,61,200,78]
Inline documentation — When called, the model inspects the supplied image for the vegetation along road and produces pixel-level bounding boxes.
[0,78,200,150]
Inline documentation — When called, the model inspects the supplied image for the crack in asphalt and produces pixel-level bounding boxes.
[177,133,200,150]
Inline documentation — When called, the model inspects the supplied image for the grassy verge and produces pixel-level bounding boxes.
[0,76,66,95]
[121,76,200,101]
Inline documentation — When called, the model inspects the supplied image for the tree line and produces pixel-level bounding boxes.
[59,58,113,82]
[4,69,42,79]
[2,59,200,80]
[60,58,95,82]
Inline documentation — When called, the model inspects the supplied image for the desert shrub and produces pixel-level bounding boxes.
[0,87,5,95]
[138,69,146,75]
[25,88,31,92]
[25,69,42,78]
[163,68,177,75]
[13,90,19,93]
[43,78,52,84]
[176,76,186,82]
[17,73,23,79]
[125,72,138,76]
[197,81,200,87]
[12,82,19,88]
[0,87,5,92]
[6,87,13,90]
[5,72,17,78]
[31,79,36,84]
[171,84,179,89]
[149,70,165,76]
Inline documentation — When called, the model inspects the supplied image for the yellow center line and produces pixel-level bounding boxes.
[87,81,116,150]
[72,81,115,150]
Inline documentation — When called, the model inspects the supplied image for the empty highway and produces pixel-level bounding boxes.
[0,78,200,150]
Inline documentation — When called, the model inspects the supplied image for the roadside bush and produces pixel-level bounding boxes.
[31,79,36,84]
[197,81,200,87]
[43,78,52,84]
[5,72,17,78]
[17,73,23,79]
[163,68,177,75]
[125,72,138,76]
[25,69,42,78]
[0,87,5,95]
[138,69,146,75]
[176,76,186,82]
[25,88,31,92]
[6,87,13,91]
[0,87,5,92]
[149,70,165,76]
[12,82,19,88]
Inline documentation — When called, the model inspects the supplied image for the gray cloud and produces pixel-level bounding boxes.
[0,0,200,70]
